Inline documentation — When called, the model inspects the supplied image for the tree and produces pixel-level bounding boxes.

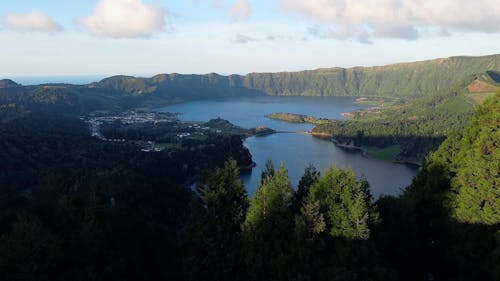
[450,92,499,224]
[260,158,275,185]
[381,92,500,281]
[292,164,320,213]
[242,163,295,281]
[292,195,327,280]
[181,160,249,281]
[293,165,384,281]
[309,165,370,240]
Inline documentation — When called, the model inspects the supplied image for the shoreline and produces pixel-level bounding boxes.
[309,132,421,166]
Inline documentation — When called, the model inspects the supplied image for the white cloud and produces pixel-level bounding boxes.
[81,0,166,39]
[3,12,63,33]
[229,0,251,20]
[282,0,500,40]
[233,34,256,43]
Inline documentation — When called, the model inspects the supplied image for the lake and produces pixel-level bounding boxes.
[159,96,418,197]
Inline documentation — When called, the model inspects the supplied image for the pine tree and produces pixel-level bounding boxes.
[181,160,249,281]
[292,164,320,212]
[242,163,295,281]
[260,158,275,185]
[450,92,499,224]
[309,165,370,240]
[292,195,327,280]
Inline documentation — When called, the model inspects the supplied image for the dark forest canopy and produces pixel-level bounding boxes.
[0,55,499,280]
[0,92,498,281]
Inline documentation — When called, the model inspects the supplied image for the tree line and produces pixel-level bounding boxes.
[0,92,498,281]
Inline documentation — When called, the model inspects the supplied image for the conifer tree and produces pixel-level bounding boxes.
[292,165,320,212]
[309,165,370,240]
[182,160,249,281]
[242,163,295,281]
[260,158,275,185]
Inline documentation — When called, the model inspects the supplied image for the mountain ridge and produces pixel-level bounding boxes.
[1,54,500,114]
[87,54,500,99]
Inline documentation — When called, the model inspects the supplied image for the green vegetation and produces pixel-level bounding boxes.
[0,55,497,164]
[376,92,499,281]
[313,89,477,164]
[354,97,395,106]
[266,112,331,125]
[364,145,401,161]
[308,165,373,240]
[2,55,499,116]
[91,54,500,99]
[242,164,295,281]
[0,55,499,281]
[310,70,499,164]
[0,90,498,280]
[415,91,499,224]
[182,160,249,281]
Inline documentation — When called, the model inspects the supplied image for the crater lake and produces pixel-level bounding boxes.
[159,96,418,197]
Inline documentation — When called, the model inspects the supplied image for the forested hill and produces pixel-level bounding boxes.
[375,92,499,280]
[91,54,500,98]
[409,91,499,225]
[310,71,499,164]
[1,55,499,114]
[0,79,20,89]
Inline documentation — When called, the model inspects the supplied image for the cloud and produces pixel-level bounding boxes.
[282,0,500,40]
[306,25,373,43]
[233,34,256,43]
[232,33,290,44]
[81,0,166,39]
[3,12,63,33]
[229,0,251,20]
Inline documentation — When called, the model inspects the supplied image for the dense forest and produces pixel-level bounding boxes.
[1,55,498,166]
[90,55,500,99]
[0,110,254,281]
[0,88,498,280]
[0,55,499,280]
[311,72,499,163]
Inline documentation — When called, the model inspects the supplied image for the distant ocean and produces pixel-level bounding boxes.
[3,75,108,86]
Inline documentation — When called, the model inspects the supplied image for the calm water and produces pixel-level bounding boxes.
[159,96,418,197]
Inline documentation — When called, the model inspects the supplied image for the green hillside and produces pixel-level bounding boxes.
[411,91,499,224]
[312,89,476,163]
[1,54,499,114]
[90,54,500,99]
[376,92,499,280]
[310,67,500,164]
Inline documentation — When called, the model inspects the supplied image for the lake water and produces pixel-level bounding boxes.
[159,96,418,198]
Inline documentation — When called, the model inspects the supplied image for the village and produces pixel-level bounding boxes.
[82,110,272,152]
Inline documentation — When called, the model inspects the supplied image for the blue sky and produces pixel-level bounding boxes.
[0,0,499,77]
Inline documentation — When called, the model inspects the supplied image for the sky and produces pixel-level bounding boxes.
[0,0,499,78]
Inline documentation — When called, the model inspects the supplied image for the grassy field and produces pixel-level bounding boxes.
[465,92,497,105]
[364,145,402,161]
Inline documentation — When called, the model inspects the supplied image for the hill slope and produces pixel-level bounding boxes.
[0,79,20,89]
[377,92,500,280]
[90,54,500,99]
[411,91,499,224]
[1,54,499,114]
